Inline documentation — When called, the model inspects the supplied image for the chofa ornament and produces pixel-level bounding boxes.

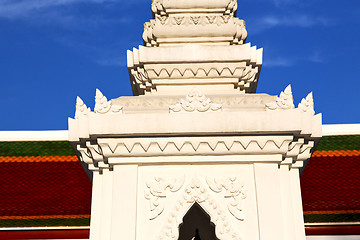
[265,84,295,111]
[94,89,123,114]
[75,96,90,119]
[298,92,315,115]
[265,85,316,115]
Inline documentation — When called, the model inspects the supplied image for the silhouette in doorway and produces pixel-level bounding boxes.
[178,203,218,240]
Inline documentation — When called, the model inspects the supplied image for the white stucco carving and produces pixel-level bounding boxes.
[265,85,295,111]
[127,0,261,96]
[94,89,123,114]
[298,92,315,115]
[206,177,247,221]
[169,88,222,113]
[144,176,185,220]
[69,0,322,239]
[75,96,90,119]
[157,176,242,240]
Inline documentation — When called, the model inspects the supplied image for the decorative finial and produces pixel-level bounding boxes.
[298,92,315,115]
[265,85,295,111]
[94,89,123,114]
[169,88,222,113]
[75,96,90,119]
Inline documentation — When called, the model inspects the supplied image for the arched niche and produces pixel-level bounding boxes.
[156,176,241,240]
[178,202,218,240]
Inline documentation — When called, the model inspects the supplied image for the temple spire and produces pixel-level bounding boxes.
[128,0,262,95]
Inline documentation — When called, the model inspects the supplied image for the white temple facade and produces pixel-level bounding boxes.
[69,0,322,239]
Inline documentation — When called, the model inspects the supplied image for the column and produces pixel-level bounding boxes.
[254,163,285,240]
[290,168,306,240]
[100,169,114,240]
[111,164,138,240]
[279,164,296,239]
[89,171,103,240]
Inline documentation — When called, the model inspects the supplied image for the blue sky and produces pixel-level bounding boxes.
[0,0,359,130]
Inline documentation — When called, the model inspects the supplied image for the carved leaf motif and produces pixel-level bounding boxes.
[298,92,315,115]
[169,88,222,113]
[221,15,231,24]
[174,16,184,25]
[145,176,185,220]
[206,177,247,221]
[206,16,216,24]
[94,89,123,114]
[190,16,201,25]
[75,96,90,119]
[157,15,168,25]
[156,176,242,240]
[265,85,295,111]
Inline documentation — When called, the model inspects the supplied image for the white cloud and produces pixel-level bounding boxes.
[271,0,300,7]
[95,57,126,66]
[0,0,116,18]
[249,14,333,34]
[264,51,324,67]
[265,57,295,67]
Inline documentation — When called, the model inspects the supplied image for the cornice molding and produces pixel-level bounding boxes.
[74,135,315,171]
[143,15,247,46]
[151,0,238,16]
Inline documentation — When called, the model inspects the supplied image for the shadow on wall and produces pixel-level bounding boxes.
[178,202,219,240]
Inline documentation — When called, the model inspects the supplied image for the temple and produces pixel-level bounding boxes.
[68,0,322,239]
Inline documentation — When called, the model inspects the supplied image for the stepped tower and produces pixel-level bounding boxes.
[128,0,261,95]
[69,0,322,239]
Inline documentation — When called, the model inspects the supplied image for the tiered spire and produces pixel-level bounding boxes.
[127,0,262,95]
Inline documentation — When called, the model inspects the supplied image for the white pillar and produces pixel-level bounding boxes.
[111,164,138,240]
[254,163,285,240]
[89,171,103,240]
[100,169,114,240]
[279,165,296,239]
[290,168,306,240]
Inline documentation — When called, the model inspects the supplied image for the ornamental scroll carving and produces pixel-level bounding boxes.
[144,176,185,220]
[94,89,123,114]
[265,85,295,111]
[169,88,222,113]
[156,176,242,240]
[206,177,247,221]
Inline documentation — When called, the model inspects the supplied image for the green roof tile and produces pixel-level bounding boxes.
[315,135,360,151]
[0,218,90,228]
[0,141,75,157]
[304,213,360,223]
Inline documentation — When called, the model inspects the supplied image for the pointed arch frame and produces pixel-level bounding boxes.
[156,176,242,240]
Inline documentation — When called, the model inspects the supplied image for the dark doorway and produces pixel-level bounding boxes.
[178,202,218,240]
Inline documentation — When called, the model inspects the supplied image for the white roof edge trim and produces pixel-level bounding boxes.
[0,130,68,142]
[322,124,360,136]
[305,222,360,226]
[0,124,359,142]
